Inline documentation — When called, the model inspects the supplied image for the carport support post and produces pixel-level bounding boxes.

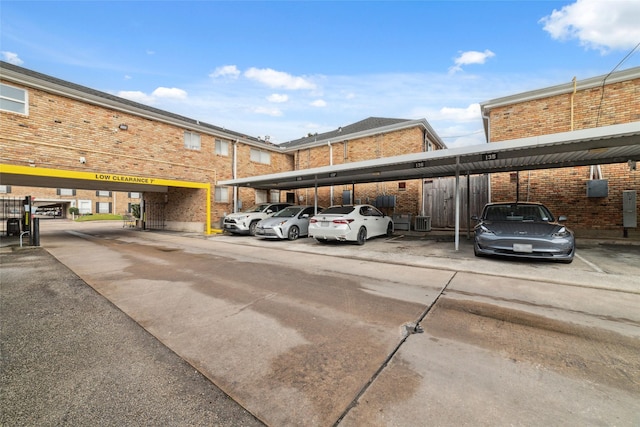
[455,157,460,251]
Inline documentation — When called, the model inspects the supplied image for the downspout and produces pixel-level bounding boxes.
[482,109,492,202]
[420,130,429,216]
[233,139,238,213]
[328,141,333,204]
[571,76,576,131]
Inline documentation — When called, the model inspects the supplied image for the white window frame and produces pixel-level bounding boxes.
[96,190,111,197]
[250,148,271,165]
[0,83,28,115]
[184,131,201,150]
[215,139,229,156]
[0,185,11,194]
[214,186,229,203]
[128,192,141,199]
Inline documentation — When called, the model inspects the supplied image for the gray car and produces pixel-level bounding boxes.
[472,202,575,263]
[255,205,322,240]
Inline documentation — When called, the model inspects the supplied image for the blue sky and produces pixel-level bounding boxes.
[2,1,640,147]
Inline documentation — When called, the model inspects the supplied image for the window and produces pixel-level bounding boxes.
[215,186,229,203]
[96,202,112,214]
[215,139,229,156]
[0,185,11,194]
[250,148,270,164]
[0,83,28,115]
[96,190,112,197]
[57,188,76,196]
[184,131,201,150]
[128,192,141,199]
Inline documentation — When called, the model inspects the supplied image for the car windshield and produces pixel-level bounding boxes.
[321,206,355,215]
[484,204,552,222]
[243,204,270,213]
[273,207,303,218]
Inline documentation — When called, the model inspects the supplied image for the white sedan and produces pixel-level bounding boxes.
[309,204,393,245]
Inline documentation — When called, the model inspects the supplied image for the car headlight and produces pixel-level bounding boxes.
[277,220,288,226]
[478,225,494,234]
[552,226,569,238]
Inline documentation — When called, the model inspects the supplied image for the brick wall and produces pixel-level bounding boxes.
[488,76,640,238]
[291,127,433,215]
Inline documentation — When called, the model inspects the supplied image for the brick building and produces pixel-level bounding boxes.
[481,67,640,238]
[278,117,445,215]
[1,62,443,232]
[2,61,638,237]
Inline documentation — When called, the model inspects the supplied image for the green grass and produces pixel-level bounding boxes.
[75,213,123,222]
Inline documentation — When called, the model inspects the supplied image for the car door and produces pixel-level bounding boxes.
[368,206,386,236]
[298,207,315,235]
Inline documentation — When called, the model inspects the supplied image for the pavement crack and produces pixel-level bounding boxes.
[332,272,457,426]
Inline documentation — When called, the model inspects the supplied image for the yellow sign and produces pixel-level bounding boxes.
[94,173,156,184]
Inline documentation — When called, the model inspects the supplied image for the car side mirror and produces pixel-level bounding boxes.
[302,214,309,218]
[558,215,567,222]
[471,215,479,221]
[266,209,273,214]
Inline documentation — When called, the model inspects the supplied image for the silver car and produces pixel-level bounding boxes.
[255,205,322,240]
[472,202,575,263]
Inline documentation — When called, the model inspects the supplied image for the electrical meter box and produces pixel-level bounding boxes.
[623,190,637,228]
[586,179,608,197]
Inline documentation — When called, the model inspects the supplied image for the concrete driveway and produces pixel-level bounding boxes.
[3,220,639,426]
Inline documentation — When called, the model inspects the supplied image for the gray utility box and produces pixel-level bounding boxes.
[392,214,412,231]
[623,190,637,228]
[587,179,608,197]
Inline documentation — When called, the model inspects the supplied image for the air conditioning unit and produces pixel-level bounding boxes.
[415,216,431,232]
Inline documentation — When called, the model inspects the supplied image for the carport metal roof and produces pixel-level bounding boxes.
[218,122,640,190]
[219,121,640,251]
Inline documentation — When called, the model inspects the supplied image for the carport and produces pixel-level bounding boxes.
[218,122,640,249]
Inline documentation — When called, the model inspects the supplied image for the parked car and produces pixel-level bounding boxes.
[472,202,575,263]
[223,203,292,235]
[309,204,393,245]
[255,205,322,240]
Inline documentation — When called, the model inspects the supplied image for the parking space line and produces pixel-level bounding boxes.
[575,253,605,273]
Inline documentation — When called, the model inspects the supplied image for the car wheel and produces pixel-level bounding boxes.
[249,221,258,236]
[386,222,393,237]
[356,227,367,245]
[287,226,300,240]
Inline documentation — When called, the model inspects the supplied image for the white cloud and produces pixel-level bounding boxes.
[438,104,481,121]
[540,0,640,52]
[253,106,283,117]
[449,50,495,73]
[117,90,156,104]
[1,51,23,65]
[146,50,155,55]
[210,65,241,79]
[267,93,289,103]
[152,87,188,99]
[310,99,327,107]
[244,67,316,90]
[117,87,187,104]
